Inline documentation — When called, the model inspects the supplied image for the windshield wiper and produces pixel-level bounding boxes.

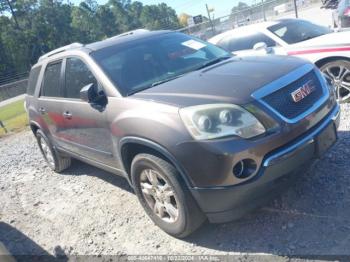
[126,56,231,96]
[150,75,184,88]
[126,74,185,96]
[195,56,231,70]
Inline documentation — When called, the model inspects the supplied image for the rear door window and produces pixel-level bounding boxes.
[27,66,42,96]
[41,61,63,97]
[64,57,97,99]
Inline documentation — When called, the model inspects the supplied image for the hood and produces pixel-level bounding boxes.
[132,55,308,107]
[290,30,350,48]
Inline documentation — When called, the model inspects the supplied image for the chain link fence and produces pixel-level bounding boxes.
[179,0,320,40]
[0,72,28,102]
[0,79,28,102]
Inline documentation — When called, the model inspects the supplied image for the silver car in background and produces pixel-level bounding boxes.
[332,0,350,28]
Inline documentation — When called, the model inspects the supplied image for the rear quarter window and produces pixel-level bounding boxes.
[27,66,42,96]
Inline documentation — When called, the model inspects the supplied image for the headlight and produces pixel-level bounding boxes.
[179,104,266,140]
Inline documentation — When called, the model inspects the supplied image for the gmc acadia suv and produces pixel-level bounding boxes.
[25,30,340,237]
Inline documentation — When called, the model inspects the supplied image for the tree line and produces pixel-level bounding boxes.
[0,0,181,78]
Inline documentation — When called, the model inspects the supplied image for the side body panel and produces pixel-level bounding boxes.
[105,97,192,172]
[59,99,115,165]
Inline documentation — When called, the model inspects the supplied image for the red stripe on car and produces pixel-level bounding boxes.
[288,46,350,55]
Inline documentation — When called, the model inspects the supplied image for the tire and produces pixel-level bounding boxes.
[320,59,350,103]
[131,153,206,238]
[36,129,71,172]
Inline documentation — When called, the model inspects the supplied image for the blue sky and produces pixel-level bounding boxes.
[71,0,250,18]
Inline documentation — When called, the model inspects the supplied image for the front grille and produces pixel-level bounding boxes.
[262,71,324,119]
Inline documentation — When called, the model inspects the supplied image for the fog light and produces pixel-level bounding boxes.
[232,159,257,179]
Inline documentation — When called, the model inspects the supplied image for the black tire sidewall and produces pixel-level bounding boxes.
[36,130,58,171]
[131,155,188,236]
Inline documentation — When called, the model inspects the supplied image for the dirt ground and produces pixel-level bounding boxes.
[0,104,350,261]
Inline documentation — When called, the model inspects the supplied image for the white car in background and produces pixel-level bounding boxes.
[209,19,350,102]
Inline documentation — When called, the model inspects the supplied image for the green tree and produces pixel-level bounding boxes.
[126,1,143,29]
[71,1,100,42]
[140,3,180,30]
[0,0,180,77]
[95,5,119,38]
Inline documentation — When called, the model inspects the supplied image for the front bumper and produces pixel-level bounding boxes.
[190,104,340,223]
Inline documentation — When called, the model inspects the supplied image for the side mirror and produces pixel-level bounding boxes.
[80,83,96,103]
[253,42,275,55]
[80,83,107,112]
[253,42,268,52]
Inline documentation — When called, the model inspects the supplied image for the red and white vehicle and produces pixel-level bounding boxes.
[209,19,350,102]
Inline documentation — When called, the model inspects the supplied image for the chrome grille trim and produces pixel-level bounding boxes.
[251,64,329,124]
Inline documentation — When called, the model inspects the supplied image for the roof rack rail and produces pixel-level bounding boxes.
[38,42,83,62]
[108,29,149,40]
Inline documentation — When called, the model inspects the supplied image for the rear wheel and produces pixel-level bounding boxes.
[320,60,350,103]
[131,153,205,238]
[36,129,71,172]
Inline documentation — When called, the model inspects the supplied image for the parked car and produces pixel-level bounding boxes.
[332,0,350,28]
[209,19,350,102]
[274,3,294,15]
[322,0,339,9]
[26,30,340,237]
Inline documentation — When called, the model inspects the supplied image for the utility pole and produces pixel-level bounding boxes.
[206,4,215,35]
[261,0,266,21]
[293,0,299,18]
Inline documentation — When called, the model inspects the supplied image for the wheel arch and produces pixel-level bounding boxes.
[29,120,42,135]
[314,56,350,68]
[119,137,193,188]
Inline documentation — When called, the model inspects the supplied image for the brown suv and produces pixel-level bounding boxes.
[25,30,340,237]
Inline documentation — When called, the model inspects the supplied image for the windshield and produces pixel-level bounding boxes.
[267,20,332,44]
[91,32,230,96]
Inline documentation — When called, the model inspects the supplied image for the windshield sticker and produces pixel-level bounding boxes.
[182,40,206,50]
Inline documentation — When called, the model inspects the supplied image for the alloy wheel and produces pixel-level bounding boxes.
[322,64,350,102]
[140,169,179,223]
[40,138,55,167]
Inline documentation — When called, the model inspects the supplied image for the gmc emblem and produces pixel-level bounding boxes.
[291,81,316,103]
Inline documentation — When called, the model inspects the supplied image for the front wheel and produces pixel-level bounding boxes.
[131,154,205,238]
[320,60,350,103]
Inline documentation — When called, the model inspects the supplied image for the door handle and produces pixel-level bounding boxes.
[39,107,46,114]
[63,111,72,119]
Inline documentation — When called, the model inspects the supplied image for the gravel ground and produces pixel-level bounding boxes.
[0,104,350,260]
